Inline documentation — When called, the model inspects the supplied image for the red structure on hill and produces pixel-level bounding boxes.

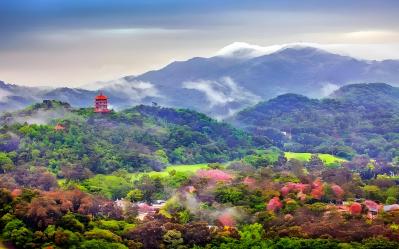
[94,92,110,113]
[54,123,65,131]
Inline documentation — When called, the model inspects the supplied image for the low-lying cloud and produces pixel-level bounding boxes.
[183,77,260,107]
[103,79,162,106]
[0,88,11,103]
[179,192,247,226]
[321,83,340,97]
[10,109,72,125]
[216,41,399,60]
[216,42,323,59]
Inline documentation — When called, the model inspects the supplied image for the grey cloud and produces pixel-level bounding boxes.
[102,79,162,107]
[183,77,260,107]
[0,88,11,103]
[321,83,340,97]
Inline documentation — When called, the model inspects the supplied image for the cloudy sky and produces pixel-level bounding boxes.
[1,0,399,87]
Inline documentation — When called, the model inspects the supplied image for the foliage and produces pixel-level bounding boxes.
[243,148,282,167]
[80,239,128,249]
[126,189,144,202]
[84,228,122,242]
[82,175,131,200]
[0,152,14,172]
[215,186,245,205]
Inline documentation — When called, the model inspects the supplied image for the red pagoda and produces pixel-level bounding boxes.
[94,92,110,113]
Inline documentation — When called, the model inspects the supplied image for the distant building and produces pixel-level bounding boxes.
[281,130,292,140]
[94,92,110,113]
[54,123,65,131]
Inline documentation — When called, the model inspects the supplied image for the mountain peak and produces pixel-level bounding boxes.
[35,99,72,109]
[216,42,285,58]
[215,42,329,59]
[274,46,327,56]
[330,83,399,101]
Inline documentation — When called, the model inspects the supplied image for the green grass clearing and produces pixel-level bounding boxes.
[284,152,346,166]
[129,163,209,181]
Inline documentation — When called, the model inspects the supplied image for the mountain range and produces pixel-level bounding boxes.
[1,44,399,118]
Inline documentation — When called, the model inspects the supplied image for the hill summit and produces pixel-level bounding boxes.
[231,83,399,160]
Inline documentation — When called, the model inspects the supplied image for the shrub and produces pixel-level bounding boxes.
[2,219,25,239]
[84,228,122,243]
[386,196,397,205]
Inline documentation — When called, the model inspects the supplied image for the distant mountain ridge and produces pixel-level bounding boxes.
[125,46,399,118]
[1,44,399,118]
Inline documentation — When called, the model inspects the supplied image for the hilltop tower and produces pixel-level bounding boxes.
[94,92,110,113]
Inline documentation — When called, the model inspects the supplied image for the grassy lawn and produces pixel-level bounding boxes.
[165,163,209,173]
[284,152,346,166]
[129,163,209,181]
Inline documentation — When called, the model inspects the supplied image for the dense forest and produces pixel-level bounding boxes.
[232,83,399,161]
[0,100,264,175]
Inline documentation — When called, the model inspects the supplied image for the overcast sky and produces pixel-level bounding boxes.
[1,0,399,87]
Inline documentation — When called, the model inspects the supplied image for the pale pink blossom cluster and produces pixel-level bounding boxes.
[196,169,233,182]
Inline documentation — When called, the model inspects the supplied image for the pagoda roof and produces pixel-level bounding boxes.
[95,92,108,100]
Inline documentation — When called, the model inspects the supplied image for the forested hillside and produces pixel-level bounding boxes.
[0,101,262,175]
[232,83,399,161]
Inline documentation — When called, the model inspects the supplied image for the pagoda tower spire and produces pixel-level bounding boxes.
[94,91,110,113]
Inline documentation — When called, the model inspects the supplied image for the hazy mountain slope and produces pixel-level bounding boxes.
[122,46,399,117]
[0,81,45,112]
[230,83,399,160]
